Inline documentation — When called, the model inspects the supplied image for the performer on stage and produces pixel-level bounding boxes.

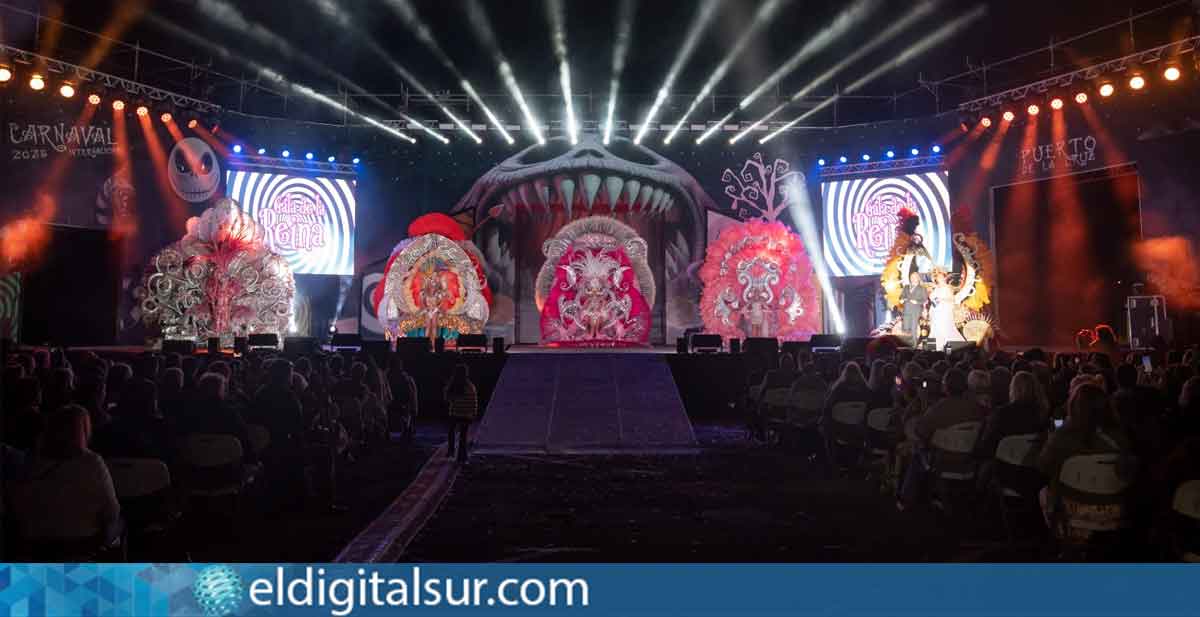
[899,271,928,347]
[929,268,966,349]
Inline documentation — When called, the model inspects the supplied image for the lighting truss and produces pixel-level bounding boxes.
[1,44,223,114]
[957,35,1200,113]
[817,154,944,178]
[229,153,358,175]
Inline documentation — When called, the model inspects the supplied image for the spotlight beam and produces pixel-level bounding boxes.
[729,0,936,144]
[381,0,514,144]
[634,0,721,144]
[604,0,637,145]
[759,4,987,144]
[786,176,846,333]
[147,14,417,143]
[666,0,787,144]
[306,0,479,143]
[547,0,578,144]
[466,0,545,144]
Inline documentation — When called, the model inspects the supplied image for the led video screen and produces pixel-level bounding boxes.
[821,171,952,277]
[226,170,356,275]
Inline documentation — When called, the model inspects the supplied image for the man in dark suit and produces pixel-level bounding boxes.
[900,271,928,347]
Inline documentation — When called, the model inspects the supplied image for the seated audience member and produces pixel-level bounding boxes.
[91,379,172,461]
[974,371,1048,458]
[42,367,76,416]
[250,360,306,451]
[5,378,44,452]
[1169,376,1200,442]
[361,360,390,442]
[135,354,161,382]
[1112,363,1166,460]
[157,367,186,419]
[105,363,133,409]
[967,369,992,410]
[867,361,899,409]
[1037,383,1132,528]
[387,357,420,435]
[176,373,256,463]
[1090,324,1123,370]
[824,362,872,418]
[10,405,121,554]
[990,366,1013,407]
[755,353,800,401]
[898,369,987,509]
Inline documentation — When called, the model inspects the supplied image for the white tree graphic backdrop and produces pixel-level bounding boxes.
[721,152,802,222]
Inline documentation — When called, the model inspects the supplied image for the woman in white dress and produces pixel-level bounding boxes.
[928,270,965,349]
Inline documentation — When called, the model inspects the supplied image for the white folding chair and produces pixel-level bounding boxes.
[106,458,171,499]
[1054,452,1137,548]
[1171,480,1200,562]
[929,421,983,480]
[177,433,246,498]
[246,423,271,453]
[786,387,826,428]
[865,407,898,467]
[827,401,869,464]
[992,433,1045,542]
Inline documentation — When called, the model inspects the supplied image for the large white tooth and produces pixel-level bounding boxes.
[604,176,624,211]
[624,180,641,211]
[650,188,666,215]
[664,195,674,214]
[638,185,654,211]
[519,182,540,210]
[502,190,518,215]
[556,176,575,219]
[534,178,551,212]
[581,174,601,211]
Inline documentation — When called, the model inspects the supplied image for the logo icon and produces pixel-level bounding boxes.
[193,564,244,617]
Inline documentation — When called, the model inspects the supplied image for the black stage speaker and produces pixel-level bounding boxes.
[363,340,392,363]
[248,333,279,349]
[234,336,248,355]
[729,338,742,354]
[676,337,689,354]
[162,339,196,355]
[492,337,505,355]
[743,337,779,357]
[841,337,872,359]
[780,341,810,359]
[330,333,362,349]
[809,334,843,349]
[283,336,318,355]
[457,334,488,351]
[207,337,221,355]
[396,337,432,355]
[689,333,723,353]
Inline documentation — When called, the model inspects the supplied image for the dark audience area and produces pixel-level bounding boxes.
[0,345,499,561]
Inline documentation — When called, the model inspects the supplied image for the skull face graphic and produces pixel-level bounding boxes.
[168,137,220,203]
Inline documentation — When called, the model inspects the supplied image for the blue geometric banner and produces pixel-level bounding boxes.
[0,563,1195,616]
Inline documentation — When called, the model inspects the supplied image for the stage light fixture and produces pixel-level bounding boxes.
[1099,82,1115,97]
[980,117,992,128]
[817,158,826,166]
[886,150,895,158]
[232,144,243,154]
[28,73,44,91]
[112,100,125,111]
[0,65,11,82]
[187,119,198,129]
[160,112,172,123]
[305,152,314,160]
[1128,72,1145,90]
[88,94,101,105]
[257,148,266,155]
[281,149,290,158]
[1075,92,1088,104]
[326,155,334,162]
[135,105,148,117]
[1164,65,1182,82]
[1050,97,1064,110]
[861,154,870,161]
[838,156,847,164]
[59,82,75,98]
[1026,104,1040,116]
[352,157,361,164]
[1002,110,1015,122]
[931,145,941,154]
[910,147,919,156]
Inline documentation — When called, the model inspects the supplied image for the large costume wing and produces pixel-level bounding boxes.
[952,233,993,310]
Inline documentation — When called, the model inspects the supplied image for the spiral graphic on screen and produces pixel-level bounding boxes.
[0,273,20,341]
[821,171,951,277]
[226,171,356,275]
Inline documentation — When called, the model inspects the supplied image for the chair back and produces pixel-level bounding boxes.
[831,402,868,426]
[995,433,1044,468]
[246,423,271,453]
[1058,453,1133,496]
[105,458,171,499]
[1172,480,1200,521]
[930,422,983,454]
[786,387,825,426]
[761,388,792,420]
[178,433,243,468]
[866,408,894,433]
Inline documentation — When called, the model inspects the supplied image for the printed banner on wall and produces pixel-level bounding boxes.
[821,171,952,277]
[226,170,357,275]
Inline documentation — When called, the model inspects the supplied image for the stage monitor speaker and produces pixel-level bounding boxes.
[841,337,872,359]
[809,334,843,349]
[492,337,505,355]
[689,333,723,353]
[363,340,392,363]
[234,337,248,355]
[743,337,778,357]
[248,333,279,349]
[330,333,362,349]
[729,338,742,354]
[283,336,318,355]
[434,337,446,353]
[457,334,488,351]
[207,337,221,355]
[676,337,688,354]
[780,341,811,359]
[396,337,432,355]
[162,339,196,355]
